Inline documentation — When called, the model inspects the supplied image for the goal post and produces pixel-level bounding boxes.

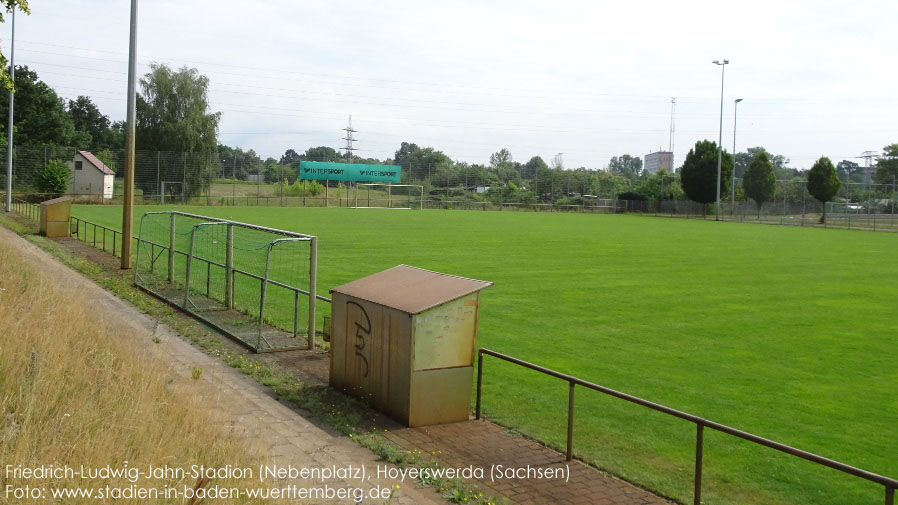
[134,210,318,352]
[160,181,184,205]
[351,183,424,210]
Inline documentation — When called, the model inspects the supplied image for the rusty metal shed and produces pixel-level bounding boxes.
[329,265,492,427]
[39,196,73,238]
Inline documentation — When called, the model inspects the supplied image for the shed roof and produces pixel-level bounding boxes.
[330,264,492,314]
[77,150,115,175]
[40,196,73,205]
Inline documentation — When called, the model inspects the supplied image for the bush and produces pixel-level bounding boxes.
[617,191,648,201]
[36,159,71,198]
[282,179,324,197]
[555,196,583,206]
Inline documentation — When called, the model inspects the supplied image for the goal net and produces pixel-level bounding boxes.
[351,183,423,210]
[134,210,318,352]
[160,181,184,205]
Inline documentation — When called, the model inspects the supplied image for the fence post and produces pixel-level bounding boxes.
[566,381,575,461]
[694,423,704,505]
[293,291,299,339]
[259,243,274,350]
[475,351,483,420]
[307,236,317,350]
[156,151,160,202]
[225,223,234,309]
[168,212,176,283]
[182,152,187,204]
[886,485,894,505]
[183,226,198,309]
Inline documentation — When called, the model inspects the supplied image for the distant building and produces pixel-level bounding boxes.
[644,151,673,174]
[67,150,114,199]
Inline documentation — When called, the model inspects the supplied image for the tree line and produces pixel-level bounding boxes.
[2,61,896,209]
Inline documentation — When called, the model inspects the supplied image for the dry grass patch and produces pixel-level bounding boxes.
[0,239,269,504]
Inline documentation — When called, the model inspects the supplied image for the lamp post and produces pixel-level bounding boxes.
[731,98,743,215]
[121,0,138,269]
[5,8,15,213]
[712,59,729,221]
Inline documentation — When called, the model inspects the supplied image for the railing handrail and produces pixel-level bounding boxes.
[68,215,337,308]
[71,215,123,235]
[476,347,897,504]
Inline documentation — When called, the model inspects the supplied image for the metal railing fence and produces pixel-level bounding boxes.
[10,197,39,221]
[475,348,897,505]
[70,216,131,258]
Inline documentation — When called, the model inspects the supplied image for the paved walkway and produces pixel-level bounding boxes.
[1,224,443,505]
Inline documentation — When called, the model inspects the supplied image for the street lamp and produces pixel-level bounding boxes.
[731,98,743,214]
[5,7,16,213]
[712,59,729,221]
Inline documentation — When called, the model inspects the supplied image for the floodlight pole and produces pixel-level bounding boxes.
[731,98,743,214]
[712,59,729,221]
[4,8,15,213]
[121,0,138,269]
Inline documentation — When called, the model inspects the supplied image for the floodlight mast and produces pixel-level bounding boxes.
[731,98,743,214]
[121,0,138,269]
[4,8,15,213]
[712,59,729,221]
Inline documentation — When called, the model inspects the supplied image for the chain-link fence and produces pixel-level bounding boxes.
[3,146,895,230]
[625,179,898,232]
[0,145,629,212]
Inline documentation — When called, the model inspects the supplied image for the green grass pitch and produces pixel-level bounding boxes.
[71,205,898,505]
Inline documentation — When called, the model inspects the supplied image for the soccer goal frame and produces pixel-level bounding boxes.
[351,183,423,210]
[134,210,319,352]
[160,181,185,205]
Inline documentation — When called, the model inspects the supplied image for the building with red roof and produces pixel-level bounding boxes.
[67,150,115,199]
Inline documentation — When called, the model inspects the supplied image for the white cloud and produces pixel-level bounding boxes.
[3,0,897,167]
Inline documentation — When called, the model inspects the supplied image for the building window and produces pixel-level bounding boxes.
[75,161,83,170]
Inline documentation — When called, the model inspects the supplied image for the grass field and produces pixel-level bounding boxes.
[71,204,898,505]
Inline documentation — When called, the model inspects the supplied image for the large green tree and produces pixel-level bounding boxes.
[279,148,300,166]
[393,142,420,167]
[0,66,87,147]
[489,148,512,168]
[635,169,684,202]
[217,144,262,180]
[302,146,340,162]
[742,151,776,218]
[608,154,642,179]
[680,140,733,208]
[0,1,29,92]
[836,159,861,181]
[522,155,547,179]
[136,63,220,196]
[68,95,116,149]
[873,144,898,186]
[807,156,841,224]
[734,147,789,179]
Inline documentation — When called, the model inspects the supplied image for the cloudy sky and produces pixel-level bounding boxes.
[4,0,897,169]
